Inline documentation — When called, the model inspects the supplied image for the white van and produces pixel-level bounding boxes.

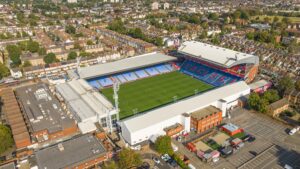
[289,127,299,135]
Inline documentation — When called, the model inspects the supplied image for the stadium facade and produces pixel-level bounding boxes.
[61,42,258,146]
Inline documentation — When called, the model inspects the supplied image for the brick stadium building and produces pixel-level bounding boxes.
[190,106,222,133]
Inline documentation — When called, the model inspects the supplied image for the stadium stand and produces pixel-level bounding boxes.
[135,70,149,78]
[98,77,113,87]
[123,72,138,81]
[115,74,127,83]
[145,67,160,76]
[155,65,171,73]
[180,60,241,87]
[87,63,176,89]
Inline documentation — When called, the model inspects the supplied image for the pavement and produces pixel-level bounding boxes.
[173,107,300,169]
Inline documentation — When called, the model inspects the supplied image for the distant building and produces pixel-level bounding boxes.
[268,98,289,117]
[34,134,109,169]
[163,2,170,10]
[285,90,300,109]
[10,68,23,79]
[67,0,77,3]
[151,2,160,10]
[249,80,272,93]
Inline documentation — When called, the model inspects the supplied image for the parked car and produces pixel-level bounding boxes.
[243,134,256,142]
[161,154,171,162]
[289,127,299,135]
[152,157,161,164]
[212,157,219,163]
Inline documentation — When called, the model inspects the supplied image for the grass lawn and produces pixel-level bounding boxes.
[101,71,213,119]
[251,15,300,23]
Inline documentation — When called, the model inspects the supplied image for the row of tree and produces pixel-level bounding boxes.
[107,19,164,47]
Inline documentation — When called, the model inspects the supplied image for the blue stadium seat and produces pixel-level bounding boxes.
[135,70,149,78]
[98,77,113,87]
[88,80,102,89]
[115,74,127,83]
[180,60,241,87]
[123,72,138,81]
[164,64,173,71]
[155,65,170,73]
[145,67,159,76]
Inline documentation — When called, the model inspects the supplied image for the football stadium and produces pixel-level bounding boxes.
[62,41,258,145]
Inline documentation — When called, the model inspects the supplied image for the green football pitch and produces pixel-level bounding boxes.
[101,71,213,119]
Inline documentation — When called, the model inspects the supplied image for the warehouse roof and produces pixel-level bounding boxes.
[35,134,106,169]
[76,52,176,79]
[15,83,74,134]
[178,41,259,68]
[120,81,250,133]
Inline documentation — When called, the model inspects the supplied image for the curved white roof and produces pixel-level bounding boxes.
[178,41,259,68]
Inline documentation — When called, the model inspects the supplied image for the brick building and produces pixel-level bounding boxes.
[190,106,222,133]
[35,134,110,169]
[15,83,78,143]
[268,98,289,117]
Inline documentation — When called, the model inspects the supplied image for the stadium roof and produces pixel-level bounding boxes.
[77,52,176,79]
[35,134,106,169]
[120,81,250,133]
[178,41,259,68]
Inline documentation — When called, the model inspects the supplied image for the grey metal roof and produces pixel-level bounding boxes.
[35,134,106,169]
[15,83,74,134]
[120,81,250,133]
[77,52,176,79]
[178,41,259,68]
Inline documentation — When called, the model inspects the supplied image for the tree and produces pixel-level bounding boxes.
[0,124,14,154]
[27,40,40,53]
[6,45,22,66]
[86,40,94,45]
[117,148,142,169]
[246,32,254,40]
[43,53,57,64]
[0,63,10,79]
[208,13,219,21]
[65,25,76,34]
[154,135,174,155]
[102,161,118,169]
[262,89,280,103]
[67,51,78,60]
[248,93,261,111]
[278,76,294,95]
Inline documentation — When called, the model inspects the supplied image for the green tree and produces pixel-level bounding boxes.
[0,124,14,154]
[27,40,40,53]
[6,45,22,66]
[102,161,118,169]
[0,63,10,79]
[262,89,280,103]
[117,148,142,169]
[208,13,219,21]
[86,40,94,45]
[248,92,261,110]
[43,53,57,64]
[154,135,174,155]
[278,76,294,95]
[65,25,76,34]
[257,98,268,113]
[246,32,254,40]
[67,51,78,60]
